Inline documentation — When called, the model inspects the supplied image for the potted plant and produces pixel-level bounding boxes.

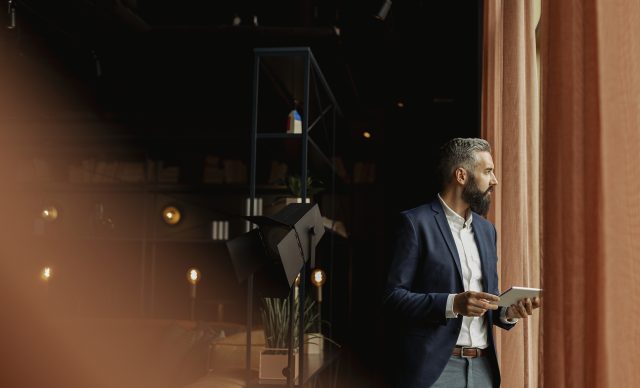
[258,295,319,383]
[265,173,324,216]
[286,174,324,200]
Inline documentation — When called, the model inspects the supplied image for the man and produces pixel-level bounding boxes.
[383,138,540,388]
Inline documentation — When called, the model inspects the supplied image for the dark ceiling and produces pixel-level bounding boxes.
[1,0,481,208]
[2,3,480,130]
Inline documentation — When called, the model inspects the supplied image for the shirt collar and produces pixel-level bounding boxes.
[437,193,473,230]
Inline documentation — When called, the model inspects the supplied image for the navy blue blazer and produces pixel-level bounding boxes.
[383,199,514,388]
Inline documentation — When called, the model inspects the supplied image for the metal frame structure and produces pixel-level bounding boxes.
[247,47,342,387]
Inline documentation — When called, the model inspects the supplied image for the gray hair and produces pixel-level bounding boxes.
[437,138,491,187]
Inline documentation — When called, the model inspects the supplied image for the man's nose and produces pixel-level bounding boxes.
[491,172,498,185]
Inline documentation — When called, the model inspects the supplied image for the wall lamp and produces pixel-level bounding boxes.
[162,206,182,225]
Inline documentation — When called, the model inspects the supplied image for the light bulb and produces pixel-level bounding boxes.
[41,206,59,221]
[162,206,181,225]
[187,268,201,285]
[40,266,52,282]
[311,268,326,287]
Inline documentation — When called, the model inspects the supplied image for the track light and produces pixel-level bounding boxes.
[375,0,392,21]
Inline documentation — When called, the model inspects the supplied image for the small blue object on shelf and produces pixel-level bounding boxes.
[287,110,302,134]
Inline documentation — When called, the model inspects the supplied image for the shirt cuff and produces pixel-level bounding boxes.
[500,306,518,325]
[446,294,458,319]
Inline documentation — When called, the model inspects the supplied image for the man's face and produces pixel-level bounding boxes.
[461,151,498,216]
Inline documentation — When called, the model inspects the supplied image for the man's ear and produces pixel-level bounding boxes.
[455,167,467,185]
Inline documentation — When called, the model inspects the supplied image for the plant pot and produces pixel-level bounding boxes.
[264,197,311,216]
[304,333,324,354]
[259,348,299,383]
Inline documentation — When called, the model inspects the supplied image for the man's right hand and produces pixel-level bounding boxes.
[453,291,500,317]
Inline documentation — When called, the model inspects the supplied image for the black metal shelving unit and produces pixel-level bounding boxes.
[246,47,343,387]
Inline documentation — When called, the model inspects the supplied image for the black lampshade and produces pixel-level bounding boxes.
[226,203,325,297]
[266,203,325,267]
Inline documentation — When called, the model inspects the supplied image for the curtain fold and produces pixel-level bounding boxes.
[482,1,541,387]
[540,0,640,386]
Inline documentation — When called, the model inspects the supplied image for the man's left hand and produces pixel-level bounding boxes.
[505,297,541,319]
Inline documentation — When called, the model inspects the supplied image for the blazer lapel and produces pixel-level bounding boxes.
[431,201,463,285]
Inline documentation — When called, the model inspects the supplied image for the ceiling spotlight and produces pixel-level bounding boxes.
[40,266,52,282]
[375,0,392,21]
[41,206,59,222]
[162,206,181,225]
[362,131,372,139]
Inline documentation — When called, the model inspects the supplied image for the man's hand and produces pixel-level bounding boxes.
[453,291,500,317]
[505,297,541,319]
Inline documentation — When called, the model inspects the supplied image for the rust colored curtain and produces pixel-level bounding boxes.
[482,0,541,387]
[540,0,640,386]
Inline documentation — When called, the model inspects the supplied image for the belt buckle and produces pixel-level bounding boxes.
[460,346,474,359]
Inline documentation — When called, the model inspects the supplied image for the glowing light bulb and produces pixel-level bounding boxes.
[40,266,52,282]
[41,206,58,221]
[187,268,201,285]
[311,268,326,287]
[162,206,181,225]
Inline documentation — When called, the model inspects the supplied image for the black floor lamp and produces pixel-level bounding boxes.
[226,203,325,387]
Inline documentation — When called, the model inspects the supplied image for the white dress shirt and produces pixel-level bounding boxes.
[437,195,516,349]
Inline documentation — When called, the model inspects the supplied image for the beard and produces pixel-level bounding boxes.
[461,173,492,216]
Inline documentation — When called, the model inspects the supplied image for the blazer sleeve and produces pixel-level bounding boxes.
[489,224,516,331]
[382,212,449,326]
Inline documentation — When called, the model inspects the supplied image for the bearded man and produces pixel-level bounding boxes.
[383,138,540,388]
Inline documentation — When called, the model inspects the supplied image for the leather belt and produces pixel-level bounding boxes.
[452,346,487,358]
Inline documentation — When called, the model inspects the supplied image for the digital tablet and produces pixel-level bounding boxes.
[498,286,542,307]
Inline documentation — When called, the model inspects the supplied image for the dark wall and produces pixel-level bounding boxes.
[1,1,483,386]
[341,1,482,386]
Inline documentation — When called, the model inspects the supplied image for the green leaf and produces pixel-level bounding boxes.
[260,295,323,348]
